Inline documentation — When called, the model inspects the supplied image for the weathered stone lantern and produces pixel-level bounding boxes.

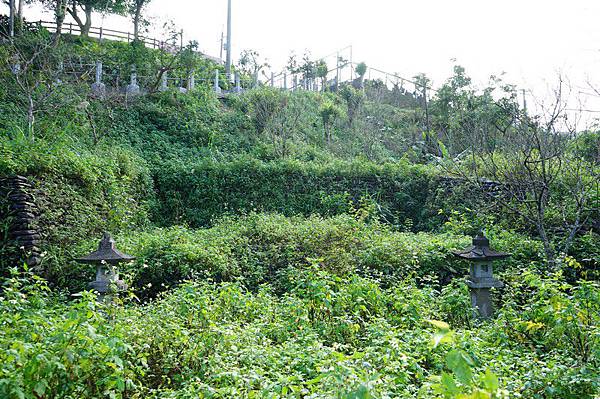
[453,231,510,318]
[76,232,134,300]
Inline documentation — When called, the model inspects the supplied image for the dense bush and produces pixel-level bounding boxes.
[48,213,545,297]
[0,132,152,274]
[0,265,597,398]
[1,35,599,399]
[152,158,439,228]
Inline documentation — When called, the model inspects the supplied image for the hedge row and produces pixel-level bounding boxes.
[152,158,440,229]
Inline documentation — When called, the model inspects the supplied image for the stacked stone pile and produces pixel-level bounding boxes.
[0,176,42,269]
[438,177,504,197]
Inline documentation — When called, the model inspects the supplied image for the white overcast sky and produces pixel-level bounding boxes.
[11,0,600,124]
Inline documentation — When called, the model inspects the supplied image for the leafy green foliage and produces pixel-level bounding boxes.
[151,158,438,228]
[0,33,599,399]
[355,62,367,78]
[319,98,343,144]
[0,131,151,275]
[340,85,365,126]
[1,263,597,398]
[46,213,542,298]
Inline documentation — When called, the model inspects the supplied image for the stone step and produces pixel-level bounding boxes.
[14,212,37,220]
[9,203,38,211]
[10,230,39,237]
[8,194,33,202]
[11,233,41,241]
[14,237,40,246]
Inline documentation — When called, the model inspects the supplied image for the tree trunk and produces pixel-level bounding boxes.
[536,189,556,267]
[54,0,67,39]
[67,1,84,33]
[537,222,556,268]
[82,4,92,36]
[133,6,142,40]
[17,0,24,24]
[9,0,16,20]
[27,94,35,139]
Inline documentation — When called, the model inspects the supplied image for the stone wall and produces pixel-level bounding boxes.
[0,176,42,272]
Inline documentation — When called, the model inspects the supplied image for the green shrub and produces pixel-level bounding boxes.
[43,213,543,298]
[151,157,439,228]
[0,133,152,275]
[0,266,597,398]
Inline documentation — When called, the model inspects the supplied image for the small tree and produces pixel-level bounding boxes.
[447,77,599,265]
[319,99,342,145]
[298,52,316,90]
[316,59,328,92]
[355,61,367,88]
[141,21,199,93]
[53,0,67,37]
[66,0,127,36]
[0,28,70,137]
[238,49,269,87]
[35,0,68,39]
[339,85,364,126]
[128,0,152,40]
[266,92,304,158]
[2,0,29,31]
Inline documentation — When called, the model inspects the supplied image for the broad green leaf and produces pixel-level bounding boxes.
[482,369,499,392]
[446,350,473,386]
[426,319,450,330]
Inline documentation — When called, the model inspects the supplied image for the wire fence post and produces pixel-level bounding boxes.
[234,72,241,93]
[91,61,106,97]
[187,70,195,91]
[214,70,222,94]
[159,71,168,91]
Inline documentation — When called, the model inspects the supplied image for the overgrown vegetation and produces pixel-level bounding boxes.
[1,263,597,398]
[0,24,599,398]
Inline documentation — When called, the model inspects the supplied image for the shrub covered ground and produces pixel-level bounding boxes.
[1,34,599,398]
[1,262,598,398]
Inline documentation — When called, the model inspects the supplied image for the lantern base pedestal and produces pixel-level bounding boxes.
[469,287,493,318]
[467,278,503,319]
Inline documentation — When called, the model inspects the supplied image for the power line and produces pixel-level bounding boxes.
[565,108,600,113]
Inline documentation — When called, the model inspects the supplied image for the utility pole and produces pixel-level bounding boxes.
[349,45,353,81]
[9,0,15,38]
[423,83,430,132]
[225,0,232,80]
[335,52,339,91]
[219,28,224,61]
[522,89,527,115]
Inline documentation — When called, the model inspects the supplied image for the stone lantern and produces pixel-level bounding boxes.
[453,231,510,318]
[76,232,134,300]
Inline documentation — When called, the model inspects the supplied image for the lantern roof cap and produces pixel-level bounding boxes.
[453,230,511,261]
[76,232,135,264]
